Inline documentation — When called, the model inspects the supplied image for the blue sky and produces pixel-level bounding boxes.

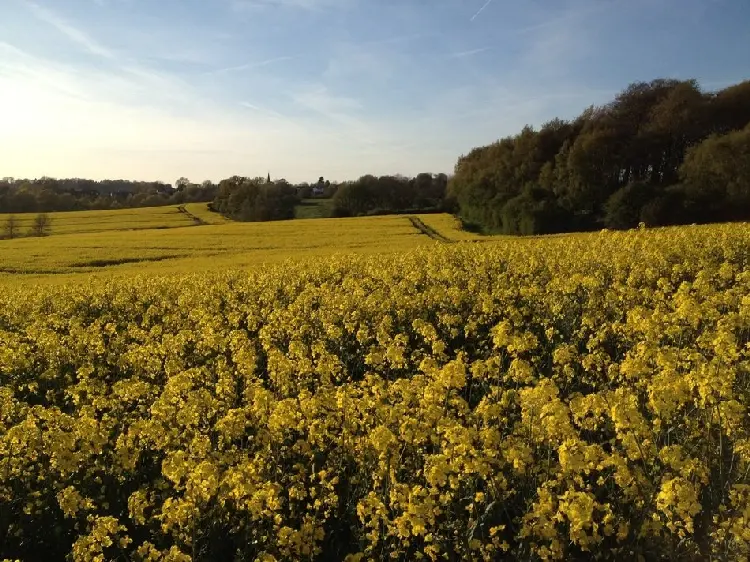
[1,0,748,184]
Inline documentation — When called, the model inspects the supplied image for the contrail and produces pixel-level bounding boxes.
[208,55,294,75]
[470,0,493,21]
[240,101,291,122]
[449,46,490,58]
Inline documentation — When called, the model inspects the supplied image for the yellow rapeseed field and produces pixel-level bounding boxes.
[0,205,196,236]
[0,206,446,284]
[0,214,749,561]
[414,213,487,241]
[182,203,231,225]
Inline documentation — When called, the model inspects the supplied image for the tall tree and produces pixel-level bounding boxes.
[30,213,51,237]
[643,80,708,185]
[3,215,19,239]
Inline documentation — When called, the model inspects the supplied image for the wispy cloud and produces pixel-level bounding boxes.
[511,1,614,37]
[291,85,362,124]
[321,32,427,86]
[207,55,295,75]
[25,0,226,71]
[358,33,428,47]
[470,0,494,21]
[19,2,204,110]
[510,1,613,82]
[230,0,352,12]
[24,1,116,59]
[448,47,490,59]
[323,48,396,83]
[0,41,90,100]
[240,101,297,124]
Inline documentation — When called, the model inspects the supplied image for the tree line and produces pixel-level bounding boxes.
[0,175,341,216]
[448,78,750,234]
[209,173,449,222]
[0,177,217,214]
[331,173,449,217]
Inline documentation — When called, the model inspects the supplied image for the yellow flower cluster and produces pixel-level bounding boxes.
[1,222,749,560]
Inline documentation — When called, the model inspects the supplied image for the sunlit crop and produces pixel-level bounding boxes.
[0,205,196,236]
[1,222,749,561]
[0,209,433,283]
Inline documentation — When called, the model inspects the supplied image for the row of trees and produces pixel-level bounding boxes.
[448,78,750,234]
[0,175,344,217]
[0,178,217,214]
[210,173,449,222]
[2,213,51,239]
[331,173,449,217]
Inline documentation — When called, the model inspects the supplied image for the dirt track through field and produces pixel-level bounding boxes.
[407,216,455,243]
[177,205,206,225]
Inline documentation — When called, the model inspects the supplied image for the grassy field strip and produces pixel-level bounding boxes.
[294,198,335,219]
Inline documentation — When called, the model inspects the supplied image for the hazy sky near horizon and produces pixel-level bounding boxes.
[1,0,748,184]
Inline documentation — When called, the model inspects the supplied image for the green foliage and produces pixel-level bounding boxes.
[604,182,654,230]
[0,177,216,213]
[30,212,52,237]
[500,188,571,235]
[2,214,19,239]
[450,78,750,234]
[294,198,335,219]
[332,173,447,217]
[638,185,690,227]
[680,124,750,220]
[212,177,298,222]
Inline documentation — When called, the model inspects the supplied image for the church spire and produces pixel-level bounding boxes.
[267,171,271,183]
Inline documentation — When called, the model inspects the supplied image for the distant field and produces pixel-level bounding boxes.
[182,202,230,225]
[294,198,335,219]
[0,204,487,284]
[0,205,194,236]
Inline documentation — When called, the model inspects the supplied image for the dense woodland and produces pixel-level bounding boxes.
[2,77,749,234]
[449,78,750,234]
